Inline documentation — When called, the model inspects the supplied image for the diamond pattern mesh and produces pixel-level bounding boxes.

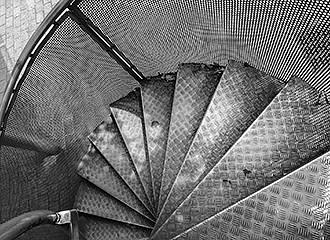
[140,74,176,211]
[175,152,330,240]
[152,77,330,239]
[158,63,224,214]
[74,181,154,228]
[79,214,151,240]
[76,145,154,221]
[88,115,152,212]
[154,60,285,232]
[111,92,154,210]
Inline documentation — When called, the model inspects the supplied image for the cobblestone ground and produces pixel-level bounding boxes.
[0,0,60,101]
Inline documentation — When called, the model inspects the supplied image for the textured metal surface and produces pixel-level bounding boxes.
[74,181,154,228]
[110,89,143,119]
[141,73,176,210]
[154,60,285,232]
[88,115,152,212]
[111,91,154,209]
[175,152,330,240]
[76,145,155,221]
[77,0,330,96]
[79,214,151,240]
[0,15,139,240]
[158,63,224,214]
[152,77,330,239]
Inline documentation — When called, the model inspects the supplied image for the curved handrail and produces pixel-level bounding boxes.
[0,210,57,240]
[0,210,79,240]
[0,0,73,135]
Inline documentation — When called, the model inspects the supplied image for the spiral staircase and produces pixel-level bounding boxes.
[70,60,330,240]
[0,1,330,240]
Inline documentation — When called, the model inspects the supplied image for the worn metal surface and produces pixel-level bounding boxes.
[74,181,154,229]
[158,63,224,215]
[88,116,152,212]
[78,214,151,240]
[111,90,154,209]
[110,89,143,119]
[175,152,330,240]
[141,74,176,211]
[152,77,330,239]
[76,145,155,221]
[154,60,285,232]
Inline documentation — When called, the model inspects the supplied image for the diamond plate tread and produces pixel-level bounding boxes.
[158,63,225,214]
[175,152,330,240]
[111,94,155,210]
[152,77,330,239]
[88,115,152,213]
[140,73,176,210]
[154,60,285,231]
[111,88,143,118]
[79,214,151,240]
[74,181,154,229]
[77,145,155,221]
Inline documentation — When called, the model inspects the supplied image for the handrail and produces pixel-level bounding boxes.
[0,210,79,240]
[0,0,145,149]
[0,210,56,240]
[0,0,73,135]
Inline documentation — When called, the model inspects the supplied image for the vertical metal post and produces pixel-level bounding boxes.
[55,210,80,240]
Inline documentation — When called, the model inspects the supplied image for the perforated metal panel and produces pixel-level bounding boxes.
[1,1,330,240]
[4,15,138,151]
[77,0,330,94]
[0,13,138,234]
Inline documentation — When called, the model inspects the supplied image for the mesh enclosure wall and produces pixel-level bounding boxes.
[77,0,330,93]
[0,14,138,239]
[0,1,329,239]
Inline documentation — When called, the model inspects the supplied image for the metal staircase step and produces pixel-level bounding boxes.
[152,77,330,239]
[111,90,155,210]
[154,60,285,233]
[140,73,176,211]
[77,145,155,221]
[88,115,153,213]
[78,214,151,240]
[158,63,224,214]
[175,152,330,240]
[74,181,154,229]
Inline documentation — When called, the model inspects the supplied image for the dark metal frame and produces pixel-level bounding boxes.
[0,210,79,240]
[0,0,148,237]
[0,0,145,155]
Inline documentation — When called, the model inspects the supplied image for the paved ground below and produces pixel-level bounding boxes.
[0,0,60,101]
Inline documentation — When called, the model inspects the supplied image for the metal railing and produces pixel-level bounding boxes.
[0,210,79,240]
[0,0,72,154]
[0,0,145,155]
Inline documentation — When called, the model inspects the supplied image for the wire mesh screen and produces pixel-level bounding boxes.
[0,14,138,239]
[0,1,329,239]
[77,0,330,94]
